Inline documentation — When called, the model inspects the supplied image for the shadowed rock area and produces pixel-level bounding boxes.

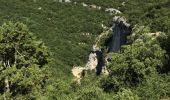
[107,17,131,53]
[95,16,132,75]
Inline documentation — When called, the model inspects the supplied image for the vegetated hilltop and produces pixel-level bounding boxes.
[0,0,113,80]
[0,0,170,99]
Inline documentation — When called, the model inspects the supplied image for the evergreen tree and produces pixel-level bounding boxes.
[0,22,50,99]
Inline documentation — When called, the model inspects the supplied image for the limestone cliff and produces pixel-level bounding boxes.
[72,16,131,82]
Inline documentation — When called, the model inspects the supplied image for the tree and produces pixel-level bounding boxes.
[0,22,50,99]
[102,26,167,91]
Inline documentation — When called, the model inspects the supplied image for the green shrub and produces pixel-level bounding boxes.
[134,74,170,100]
[113,88,139,100]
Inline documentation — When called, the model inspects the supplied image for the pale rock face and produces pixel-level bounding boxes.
[72,67,85,79]
[90,5,97,9]
[82,3,88,7]
[105,8,122,14]
[81,3,102,10]
[122,2,126,6]
[148,32,161,37]
[102,66,109,75]
[71,52,98,83]
[85,52,98,71]
[72,66,86,84]
[65,0,71,3]
[113,16,130,27]
[147,32,162,40]
[92,45,98,51]
[101,24,107,29]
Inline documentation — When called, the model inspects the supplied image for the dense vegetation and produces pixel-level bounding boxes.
[0,0,169,99]
[0,0,113,81]
[0,22,50,99]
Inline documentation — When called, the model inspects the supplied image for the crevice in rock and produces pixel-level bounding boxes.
[95,16,132,75]
[107,16,131,53]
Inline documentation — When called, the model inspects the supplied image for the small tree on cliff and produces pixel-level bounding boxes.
[0,22,50,99]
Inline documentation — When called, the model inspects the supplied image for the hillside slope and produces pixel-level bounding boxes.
[0,0,114,81]
[0,0,170,99]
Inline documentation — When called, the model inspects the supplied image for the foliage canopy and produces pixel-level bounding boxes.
[0,22,50,99]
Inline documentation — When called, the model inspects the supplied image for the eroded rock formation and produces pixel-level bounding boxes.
[107,16,131,52]
[72,16,131,83]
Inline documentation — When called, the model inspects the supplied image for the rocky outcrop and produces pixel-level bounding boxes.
[85,52,98,71]
[72,66,86,84]
[107,16,131,52]
[71,25,111,82]
[72,16,131,82]
[105,8,122,15]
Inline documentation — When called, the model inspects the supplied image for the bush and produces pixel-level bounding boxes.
[134,74,170,100]
[113,88,139,100]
